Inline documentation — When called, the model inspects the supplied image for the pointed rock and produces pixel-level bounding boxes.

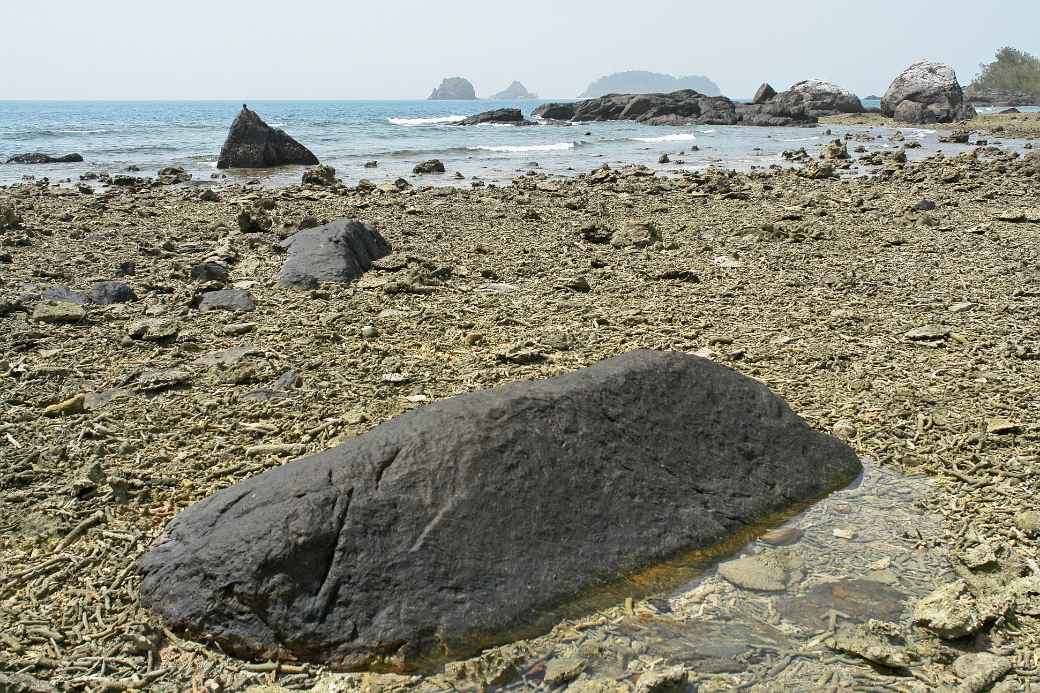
[216,106,319,169]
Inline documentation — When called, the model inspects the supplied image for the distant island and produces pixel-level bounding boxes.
[580,70,721,98]
[491,81,538,100]
[429,77,477,100]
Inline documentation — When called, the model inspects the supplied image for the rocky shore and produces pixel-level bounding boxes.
[2,138,1040,691]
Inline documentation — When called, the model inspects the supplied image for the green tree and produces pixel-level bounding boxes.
[973,47,1040,97]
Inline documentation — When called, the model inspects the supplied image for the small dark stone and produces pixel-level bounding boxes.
[302,165,336,186]
[138,350,860,669]
[196,289,255,314]
[913,199,937,212]
[90,281,137,305]
[413,159,446,175]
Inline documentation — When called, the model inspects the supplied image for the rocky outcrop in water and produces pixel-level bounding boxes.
[216,106,319,169]
[137,349,860,669]
[580,71,721,98]
[963,85,1035,106]
[275,219,390,289]
[533,90,739,126]
[429,77,477,100]
[740,80,863,126]
[6,153,84,164]
[457,108,533,126]
[491,81,538,100]
[881,61,976,124]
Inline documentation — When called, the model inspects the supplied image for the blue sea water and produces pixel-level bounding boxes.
[0,100,1035,187]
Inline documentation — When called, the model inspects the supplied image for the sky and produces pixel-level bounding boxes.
[1,0,1036,101]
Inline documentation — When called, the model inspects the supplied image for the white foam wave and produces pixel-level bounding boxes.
[632,133,698,143]
[698,129,716,134]
[781,136,821,142]
[270,122,287,127]
[389,115,466,126]
[469,142,575,153]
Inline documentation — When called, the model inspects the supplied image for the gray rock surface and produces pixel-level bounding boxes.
[881,61,977,124]
[89,281,136,305]
[196,288,255,313]
[216,106,319,169]
[740,80,863,126]
[429,77,477,100]
[138,350,861,668]
[276,219,390,289]
[6,153,83,164]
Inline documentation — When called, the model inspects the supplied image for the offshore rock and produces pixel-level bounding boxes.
[138,350,861,669]
[6,153,84,164]
[457,109,532,126]
[533,90,739,126]
[428,77,477,100]
[216,106,319,169]
[276,219,390,289]
[490,81,538,100]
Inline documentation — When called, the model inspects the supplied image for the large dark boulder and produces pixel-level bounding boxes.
[216,106,319,169]
[457,108,532,126]
[534,90,739,126]
[138,350,861,670]
[428,77,477,100]
[881,61,976,124]
[276,219,390,289]
[739,80,863,126]
[6,153,83,164]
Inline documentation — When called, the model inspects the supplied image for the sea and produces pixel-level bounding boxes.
[0,100,1036,187]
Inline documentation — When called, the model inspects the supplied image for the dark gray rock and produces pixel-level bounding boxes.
[42,286,89,305]
[216,106,319,169]
[90,281,136,305]
[882,61,977,124]
[413,159,446,174]
[739,80,863,126]
[428,77,477,100]
[534,90,739,126]
[190,261,229,284]
[752,83,777,104]
[157,166,191,184]
[196,288,255,313]
[138,350,861,669]
[6,153,83,164]
[276,219,390,290]
[457,109,532,126]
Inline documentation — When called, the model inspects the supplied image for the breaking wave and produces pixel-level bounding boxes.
[632,133,697,143]
[388,115,466,126]
[468,142,576,153]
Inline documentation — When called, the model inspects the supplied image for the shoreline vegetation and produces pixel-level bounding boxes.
[2,130,1040,690]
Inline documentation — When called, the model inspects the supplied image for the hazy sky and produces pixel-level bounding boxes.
[2,0,1035,100]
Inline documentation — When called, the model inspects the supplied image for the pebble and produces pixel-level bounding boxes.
[1014,510,1040,537]
[361,325,379,339]
[127,318,179,341]
[760,527,803,546]
[222,322,255,336]
[42,394,86,418]
[32,300,85,323]
[543,657,585,686]
[464,332,484,346]
[832,528,856,540]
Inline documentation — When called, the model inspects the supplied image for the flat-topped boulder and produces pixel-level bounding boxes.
[882,61,976,124]
[429,77,477,100]
[138,350,861,670]
[276,219,390,289]
[457,108,533,126]
[216,106,319,169]
[533,90,739,126]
